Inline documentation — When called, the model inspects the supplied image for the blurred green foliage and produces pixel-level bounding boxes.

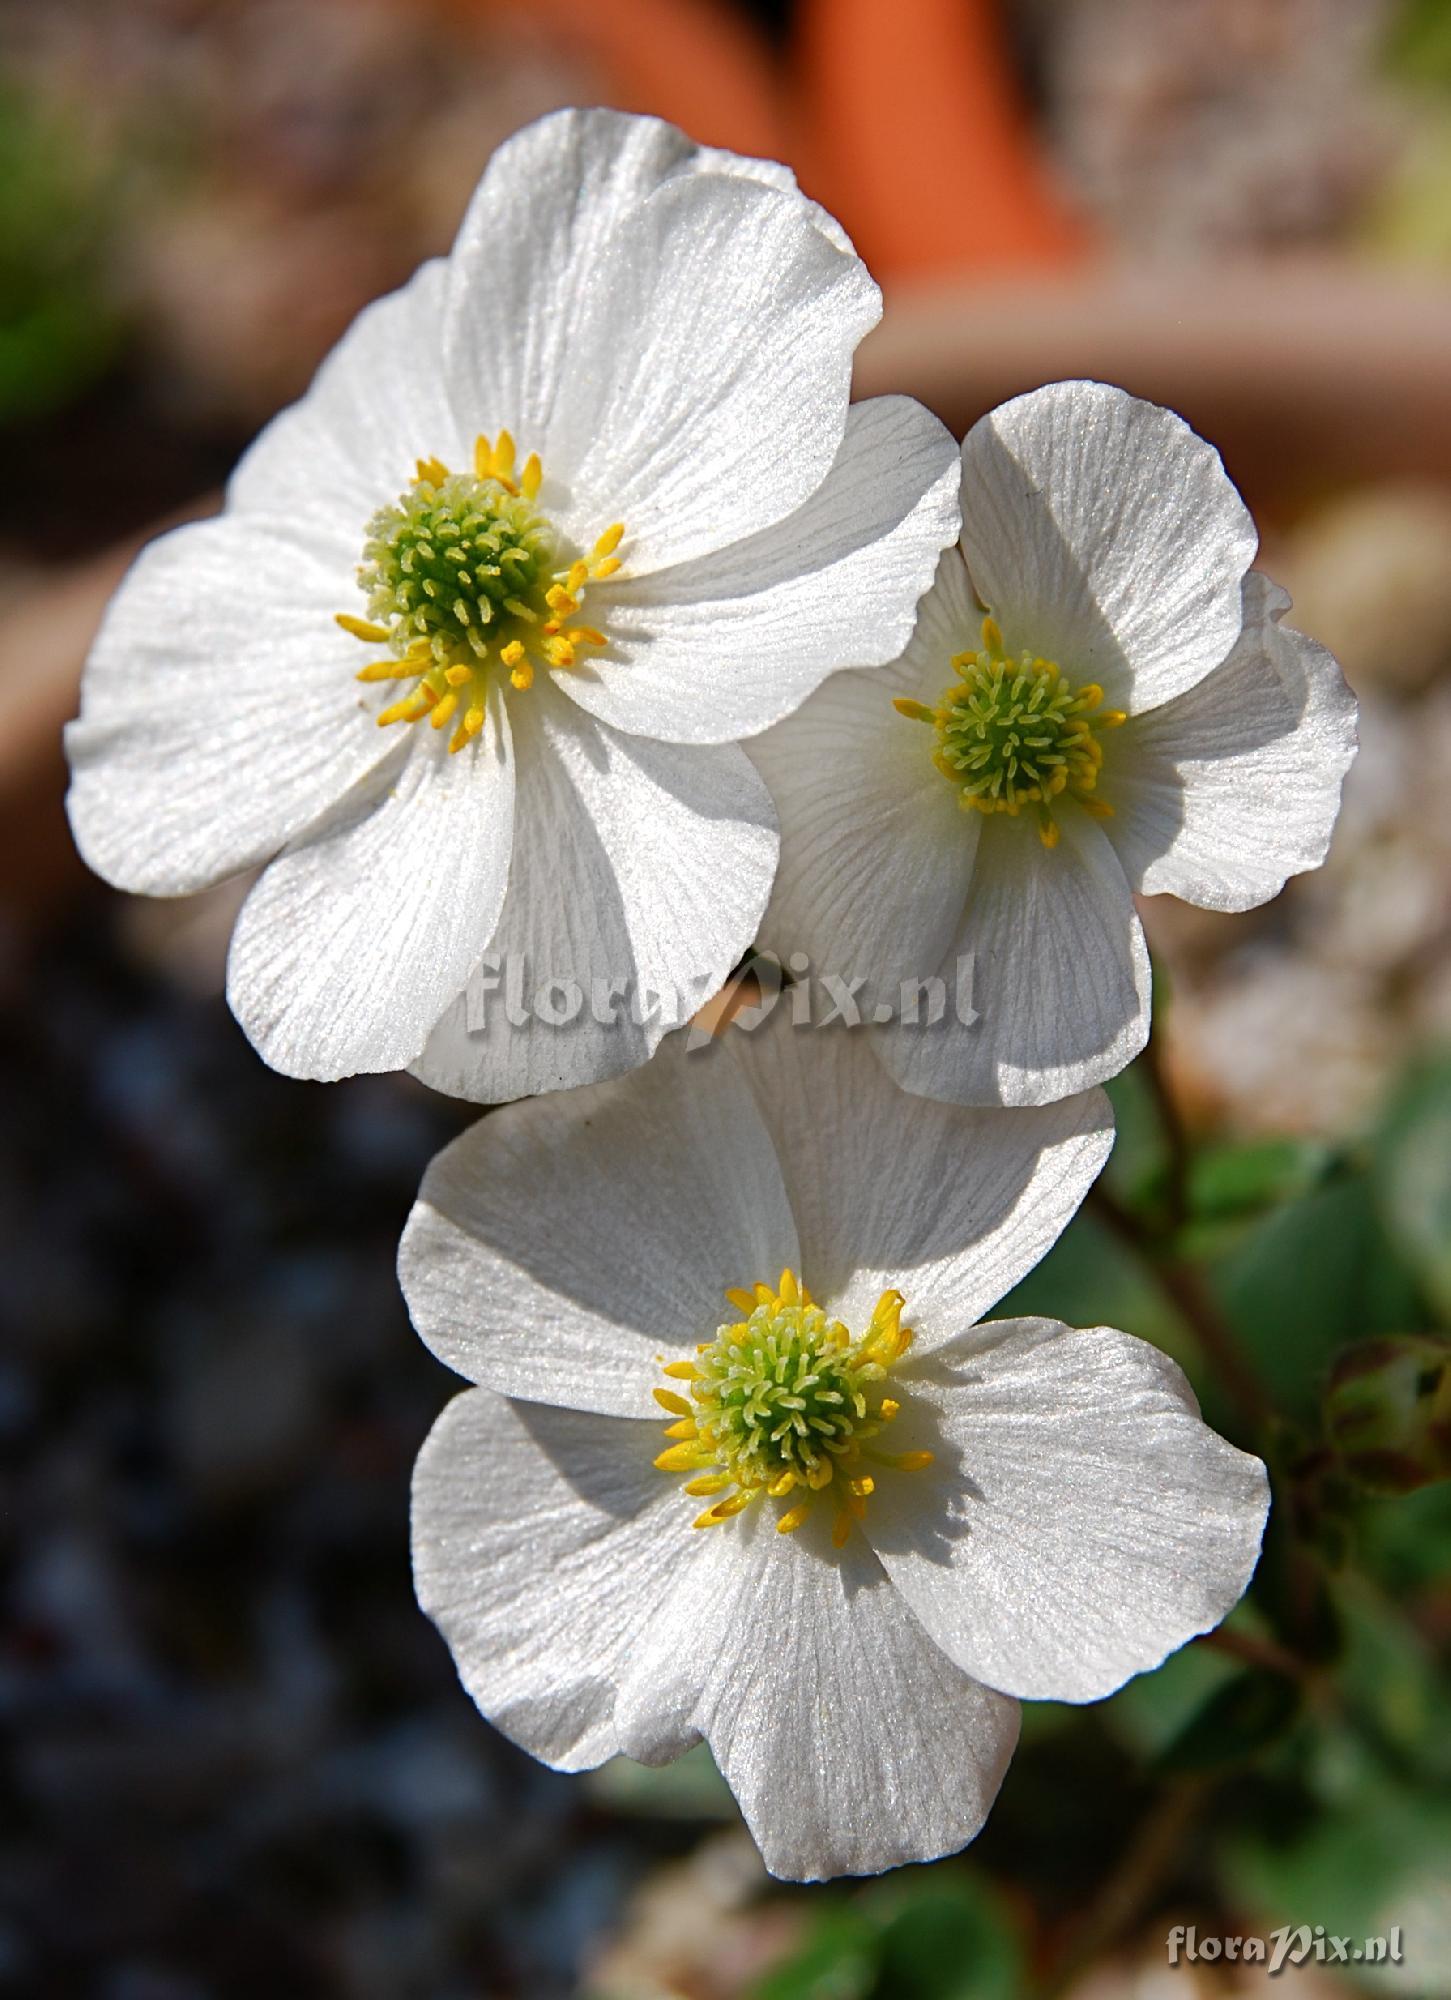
[0,88,124,423]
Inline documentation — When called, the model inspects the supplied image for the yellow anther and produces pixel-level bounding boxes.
[355,660,417,683]
[1038,816,1061,850]
[847,1476,875,1498]
[767,1471,798,1498]
[777,1502,812,1534]
[832,1509,853,1549]
[653,1388,692,1417]
[980,615,1003,652]
[753,1283,775,1306]
[521,453,542,500]
[893,697,936,724]
[778,1269,800,1306]
[663,1419,698,1440]
[566,561,590,595]
[444,663,473,687]
[592,557,621,579]
[377,692,431,727]
[335,614,391,644]
[546,585,578,615]
[491,430,516,484]
[880,1398,900,1421]
[655,1443,709,1473]
[896,1451,935,1472]
[725,1288,756,1314]
[685,1473,731,1496]
[430,691,459,730]
[662,1361,699,1381]
[498,640,526,668]
[473,434,492,479]
[1100,710,1127,728]
[414,456,449,487]
[593,523,624,559]
[547,639,576,670]
[509,660,534,690]
[806,1461,834,1491]
[568,625,607,649]
[1080,796,1115,818]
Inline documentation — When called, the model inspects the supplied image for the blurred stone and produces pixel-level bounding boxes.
[1281,484,1451,695]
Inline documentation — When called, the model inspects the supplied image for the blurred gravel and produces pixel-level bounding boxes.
[0,896,686,1999]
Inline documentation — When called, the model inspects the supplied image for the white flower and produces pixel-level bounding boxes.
[66,109,960,1100]
[747,381,1359,1107]
[401,1019,1268,1881]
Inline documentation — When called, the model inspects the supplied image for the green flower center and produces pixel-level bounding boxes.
[895,615,1125,849]
[653,1271,932,1548]
[360,470,555,665]
[332,432,624,752]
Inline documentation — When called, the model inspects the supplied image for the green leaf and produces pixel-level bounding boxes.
[754,1911,879,2000]
[1375,1056,1451,1325]
[1104,1634,1240,1758]
[1325,1333,1451,1491]
[869,1881,1023,2000]
[1156,1669,1302,1772]
[1188,1138,1334,1223]
[1215,1176,1424,1423]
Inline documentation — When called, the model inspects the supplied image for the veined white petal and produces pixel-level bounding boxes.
[870,1318,1270,1703]
[712,1010,1113,1338]
[748,660,978,1000]
[225,687,515,1079]
[228,259,464,567]
[1109,572,1358,910]
[563,398,960,742]
[442,109,853,458]
[411,686,777,1103]
[66,518,389,896]
[877,808,1151,1108]
[412,1390,699,1771]
[958,382,1258,715]
[512,170,877,572]
[612,1504,1021,1881]
[399,1033,797,1417]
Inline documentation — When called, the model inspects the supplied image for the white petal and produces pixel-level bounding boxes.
[877,808,1151,1108]
[398,1033,797,1416]
[442,110,849,459]
[489,169,876,573]
[412,1389,698,1771]
[612,1505,1021,1880]
[562,397,959,742]
[412,686,776,1102]
[958,382,1257,715]
[225,690,515,1079]
[870,1318,1270,1703]
[748,658,977,995]
[715,1010,1113,1339]
[66,517,389,896]
[1109,573,1358,911]
[228,259,464,567]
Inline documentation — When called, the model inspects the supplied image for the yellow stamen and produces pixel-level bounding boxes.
[430,691,459,730]
[335,614,390,644]
[892,697,936,724]
[521,453,542,500]
[653,1388,692,1417]
[777,1502,811,1534]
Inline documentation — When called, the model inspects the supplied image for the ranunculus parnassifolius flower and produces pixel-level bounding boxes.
[747,380,1359,1109]
[66,110,961,1102]
[401,1018,1268,1881]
